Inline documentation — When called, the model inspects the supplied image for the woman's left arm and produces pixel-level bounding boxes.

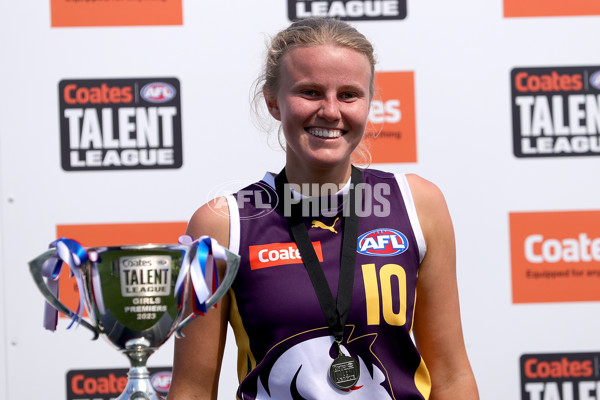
[407,174,480,400]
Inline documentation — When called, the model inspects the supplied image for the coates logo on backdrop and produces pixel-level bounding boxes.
[363,71,417,164]
[505,0,600,17]
[357,229,408,256]
[288,0,407,21]
[59,78,182,171]
[511,66,600,158]
[249,241,324,270]
[520,352,600,400]
[55,221,186,318]
[51,0,182,27]
[67,367,171,400]
[509,210,600,304]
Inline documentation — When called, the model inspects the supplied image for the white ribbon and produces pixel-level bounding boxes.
[175,235,227,314]
[40,239,89,331]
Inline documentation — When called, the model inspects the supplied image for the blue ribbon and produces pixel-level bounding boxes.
[41,238,89,331]
[174,235,223,316]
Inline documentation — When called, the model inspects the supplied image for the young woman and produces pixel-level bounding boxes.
[168,17,479,400]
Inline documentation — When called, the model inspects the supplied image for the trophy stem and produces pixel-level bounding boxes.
[115,338,164,400]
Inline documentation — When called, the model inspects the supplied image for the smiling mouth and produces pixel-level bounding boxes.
[306,128,345,138]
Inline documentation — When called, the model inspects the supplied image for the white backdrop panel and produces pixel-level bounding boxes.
[1,1,599,399]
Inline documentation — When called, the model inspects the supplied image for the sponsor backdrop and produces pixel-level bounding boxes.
[0,0,599,399]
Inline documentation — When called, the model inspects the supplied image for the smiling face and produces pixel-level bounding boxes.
[265,44,372,183]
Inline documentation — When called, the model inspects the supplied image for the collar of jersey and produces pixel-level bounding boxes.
[263,171,352,201]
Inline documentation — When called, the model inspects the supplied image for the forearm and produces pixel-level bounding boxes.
[430,369,479,400]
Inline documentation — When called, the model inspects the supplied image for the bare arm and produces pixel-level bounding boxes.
[168,198,231,400]
[407,174,479,399]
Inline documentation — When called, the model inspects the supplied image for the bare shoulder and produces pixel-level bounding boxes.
[404,174,449,218]
[187,197,231,248]
[404,173,446,206]
[404,173,453,247]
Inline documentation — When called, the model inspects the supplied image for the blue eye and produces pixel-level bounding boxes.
[301,90,318,97]
[340,92,357,100]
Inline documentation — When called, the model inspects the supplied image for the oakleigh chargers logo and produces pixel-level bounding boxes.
[511,66,600,157]
[288,0,407,21]
[357,229,408,256]
[59,78,182,171]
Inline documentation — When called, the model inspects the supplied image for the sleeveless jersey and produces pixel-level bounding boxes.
[224,168,431,400]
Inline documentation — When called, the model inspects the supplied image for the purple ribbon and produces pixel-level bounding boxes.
[41,238,89,331]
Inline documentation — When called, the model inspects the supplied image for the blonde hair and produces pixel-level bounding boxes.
[252,18,377,165]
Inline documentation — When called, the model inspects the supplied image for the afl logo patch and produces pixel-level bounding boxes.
[357,228,408,256]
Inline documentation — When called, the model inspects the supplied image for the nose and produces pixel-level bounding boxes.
[318,95,341,121]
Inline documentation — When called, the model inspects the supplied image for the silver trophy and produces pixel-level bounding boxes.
[29,239,239,400]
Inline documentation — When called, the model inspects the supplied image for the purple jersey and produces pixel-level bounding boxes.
[225,168,430,399]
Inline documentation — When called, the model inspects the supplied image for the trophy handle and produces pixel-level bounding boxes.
[28,249,99,339]
[175,248,240,338]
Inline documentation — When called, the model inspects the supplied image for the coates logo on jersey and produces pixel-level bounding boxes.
[357,229,408,256]
[520,352,599,400]
[249,242,324,270]
[509,210,600,304]
[504,0,600,17]
[288,0,407,21]
[51,0,182,27]
[59,78,182,171]
[511,66,600,158]
[364,71,417,164]
[66,367,172,400]
[55,221,186,319]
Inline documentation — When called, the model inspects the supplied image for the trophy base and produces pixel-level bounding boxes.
[115,365,165,400]
[115,339,165,400]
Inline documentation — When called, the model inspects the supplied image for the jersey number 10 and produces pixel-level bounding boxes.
[361,263,407,326]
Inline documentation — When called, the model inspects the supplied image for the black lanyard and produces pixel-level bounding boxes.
[274,166,362,342]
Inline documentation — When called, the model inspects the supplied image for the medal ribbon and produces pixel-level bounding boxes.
[41,238,89,331]
[274,166,362,342]
[174,235,225,315]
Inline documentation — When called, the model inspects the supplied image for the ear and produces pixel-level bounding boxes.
[263,89,281,121]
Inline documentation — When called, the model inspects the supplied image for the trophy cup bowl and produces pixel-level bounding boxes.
[29,240,240,400]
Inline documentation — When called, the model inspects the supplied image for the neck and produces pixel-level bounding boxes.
[284,162,353,196]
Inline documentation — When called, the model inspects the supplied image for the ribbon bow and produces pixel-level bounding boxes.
[41,238,89,331]
[174,235,227,315]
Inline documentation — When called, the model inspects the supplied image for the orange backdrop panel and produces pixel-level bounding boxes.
[365,71,417,164]
[504,0,600,17]
[510,210,600,303]
[50,0,183,27]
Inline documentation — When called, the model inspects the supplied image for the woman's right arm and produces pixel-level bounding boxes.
[168,198,231,400]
